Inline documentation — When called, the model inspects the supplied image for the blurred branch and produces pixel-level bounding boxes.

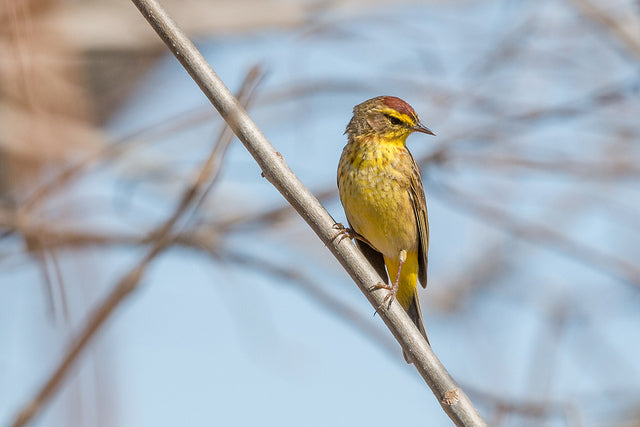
[467,385,583,427]
[523,301,570,427]
[449,152,640,179]
[427,178,640,289]
[506,74,640,124]
[43,0,315,51]
[15,105,221,216]
[9,65,263,427]
[216,187,337,231]
[126,0,487,425]
[565,0,640,59]
[430,241,507,313]
[0,215,410,363]
[0,107,214,243]
[221,250,400,360]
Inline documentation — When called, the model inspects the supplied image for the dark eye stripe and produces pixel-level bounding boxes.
[387,115,404,126]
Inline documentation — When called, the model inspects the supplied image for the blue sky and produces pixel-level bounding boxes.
[3,1,640,426]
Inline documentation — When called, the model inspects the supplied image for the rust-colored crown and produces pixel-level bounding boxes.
[380,96,419,122]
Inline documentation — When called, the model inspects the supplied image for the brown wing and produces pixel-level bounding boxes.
[408,153,429,288]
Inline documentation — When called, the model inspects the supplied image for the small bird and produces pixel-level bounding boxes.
[337,96,434,363]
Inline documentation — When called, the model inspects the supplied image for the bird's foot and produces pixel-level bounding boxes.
[369,249,406,313]
[369,280,398,312]
[331,223,352,244]
[331,223,373,247]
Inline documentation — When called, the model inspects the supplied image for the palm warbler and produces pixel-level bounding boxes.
[337,96,434,362]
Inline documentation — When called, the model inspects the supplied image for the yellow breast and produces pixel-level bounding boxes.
[337,138,419,260]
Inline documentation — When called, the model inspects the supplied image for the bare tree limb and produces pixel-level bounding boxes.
[128,0,487,425]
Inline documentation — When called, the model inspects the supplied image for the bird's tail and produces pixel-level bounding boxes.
[403,291,429,364]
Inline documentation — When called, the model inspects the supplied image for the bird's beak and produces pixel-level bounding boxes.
[412,122,435,136]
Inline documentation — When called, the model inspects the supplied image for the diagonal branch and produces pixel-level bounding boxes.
[128,0,487,425]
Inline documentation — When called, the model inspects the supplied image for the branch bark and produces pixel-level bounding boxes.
[129,0,487,425]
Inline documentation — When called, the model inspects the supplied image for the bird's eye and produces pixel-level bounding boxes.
[388,116,403,126]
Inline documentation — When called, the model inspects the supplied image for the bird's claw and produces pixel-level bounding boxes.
[369,281,397,313]
[332,223,374,247]
[332,223,352,244]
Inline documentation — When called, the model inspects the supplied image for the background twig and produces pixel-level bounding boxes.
[9,66,264,427]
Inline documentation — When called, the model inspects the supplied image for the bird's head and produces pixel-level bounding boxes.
[345,96,434,143]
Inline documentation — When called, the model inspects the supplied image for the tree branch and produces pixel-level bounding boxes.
[128,0,487,425]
